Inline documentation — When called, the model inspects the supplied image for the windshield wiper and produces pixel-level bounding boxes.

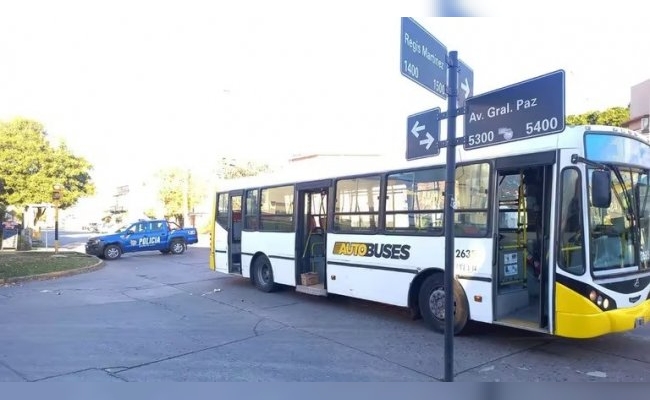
[609,165,636,219]
[607,164,645,267]
[608,165,636,221]
[640,174,649,216]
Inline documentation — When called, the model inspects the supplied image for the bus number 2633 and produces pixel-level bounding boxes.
[455,249,475,258]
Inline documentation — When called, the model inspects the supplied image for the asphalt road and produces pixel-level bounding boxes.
[1,232,649,382]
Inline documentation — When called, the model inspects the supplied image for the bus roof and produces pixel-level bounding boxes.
[215,124,648,192]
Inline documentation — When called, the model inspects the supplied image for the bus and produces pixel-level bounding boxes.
[209,125,650,339]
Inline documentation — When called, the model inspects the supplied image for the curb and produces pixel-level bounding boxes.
[0,253,106,285]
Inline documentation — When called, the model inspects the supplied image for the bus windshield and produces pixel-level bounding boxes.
[584,132,650,275]
[588,166,650,274]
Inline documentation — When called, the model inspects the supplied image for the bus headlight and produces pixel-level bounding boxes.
[587,289,616,311]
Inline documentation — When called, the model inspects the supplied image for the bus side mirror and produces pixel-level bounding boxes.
[591,170,612,208]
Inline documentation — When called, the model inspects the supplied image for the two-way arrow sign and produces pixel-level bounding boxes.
[410,120,435,150]
[406,108,441,160]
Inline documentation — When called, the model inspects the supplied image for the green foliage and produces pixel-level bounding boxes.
[0,117,96,223]
[156,167,207,227]
[566,106,630,127]
[217,157,271,179]
[143,208,158,219]
[152,158,271,228]
[0,251,99,280]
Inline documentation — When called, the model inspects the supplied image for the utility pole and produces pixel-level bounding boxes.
[183,169,190,228]
[52,184,62,254]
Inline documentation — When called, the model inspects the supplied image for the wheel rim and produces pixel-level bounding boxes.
[106,247,119,259]
[258,262,271,283]
[429,287,446,320]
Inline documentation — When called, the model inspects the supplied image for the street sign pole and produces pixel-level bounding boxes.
[400,18,473,383]
[444,50,459,383]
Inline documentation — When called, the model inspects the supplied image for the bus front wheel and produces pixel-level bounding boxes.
[253,255,278,293]
[418,273,469,335]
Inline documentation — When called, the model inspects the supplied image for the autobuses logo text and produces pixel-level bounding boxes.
[332,241,411,260]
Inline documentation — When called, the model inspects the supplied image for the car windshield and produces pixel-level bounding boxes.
[168,221,181,230]
[114,224,130,233]
[588,165,650,275]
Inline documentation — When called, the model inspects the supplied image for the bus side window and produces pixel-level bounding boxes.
[558,168,585,275]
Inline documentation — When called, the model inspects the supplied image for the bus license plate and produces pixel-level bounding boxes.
[634,317,645,328]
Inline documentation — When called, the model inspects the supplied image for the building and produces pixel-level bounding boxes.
[622,79,650,134]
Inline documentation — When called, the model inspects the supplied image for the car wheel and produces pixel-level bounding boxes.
[170,240,185,255]
[103,244,122,260]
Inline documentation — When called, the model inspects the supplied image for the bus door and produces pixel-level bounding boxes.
[228,191,243,274]
[295,179,331,295]
[493,152,554,332]
[214,193,229,272]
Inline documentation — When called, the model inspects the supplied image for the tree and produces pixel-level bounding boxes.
[216,157,271,179]
[143,208,158,219]
[156,158,271,229]
[157,167,206,227]
[566,106,630,127]
[0,117,96,224]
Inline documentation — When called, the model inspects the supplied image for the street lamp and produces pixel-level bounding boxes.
[52,183,62,254]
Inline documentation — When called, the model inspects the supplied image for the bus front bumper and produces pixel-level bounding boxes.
[555,283,650,338]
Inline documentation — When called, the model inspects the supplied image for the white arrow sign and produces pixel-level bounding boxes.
[460,77,470,99]
[406,107,441,160]
[419,132,434,150]
[411,120,425,137]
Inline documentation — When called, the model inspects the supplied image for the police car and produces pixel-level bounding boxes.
[85,219,199,260]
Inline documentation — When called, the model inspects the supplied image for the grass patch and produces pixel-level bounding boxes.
[0,251,100,280]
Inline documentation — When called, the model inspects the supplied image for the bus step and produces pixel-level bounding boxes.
[295,283,327,297]
[493,318,548,334]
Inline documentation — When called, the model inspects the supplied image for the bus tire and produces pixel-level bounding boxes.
[253,255,278,293]
[418,273,469,335]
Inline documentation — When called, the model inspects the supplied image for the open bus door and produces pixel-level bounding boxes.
[228,191,243,275]
[492,153,554,333]
[214,193,229,273]
[213,191,243,275]
[294,179,332,296]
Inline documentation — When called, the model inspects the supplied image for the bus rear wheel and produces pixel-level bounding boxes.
[418,273,469,335]
[253,255,278,293]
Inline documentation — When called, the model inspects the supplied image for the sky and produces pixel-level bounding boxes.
[1,1,649,212]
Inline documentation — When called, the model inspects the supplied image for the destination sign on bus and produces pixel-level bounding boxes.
[463,70,566,150]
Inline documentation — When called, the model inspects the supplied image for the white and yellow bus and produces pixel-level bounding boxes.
[209,125,650,338]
